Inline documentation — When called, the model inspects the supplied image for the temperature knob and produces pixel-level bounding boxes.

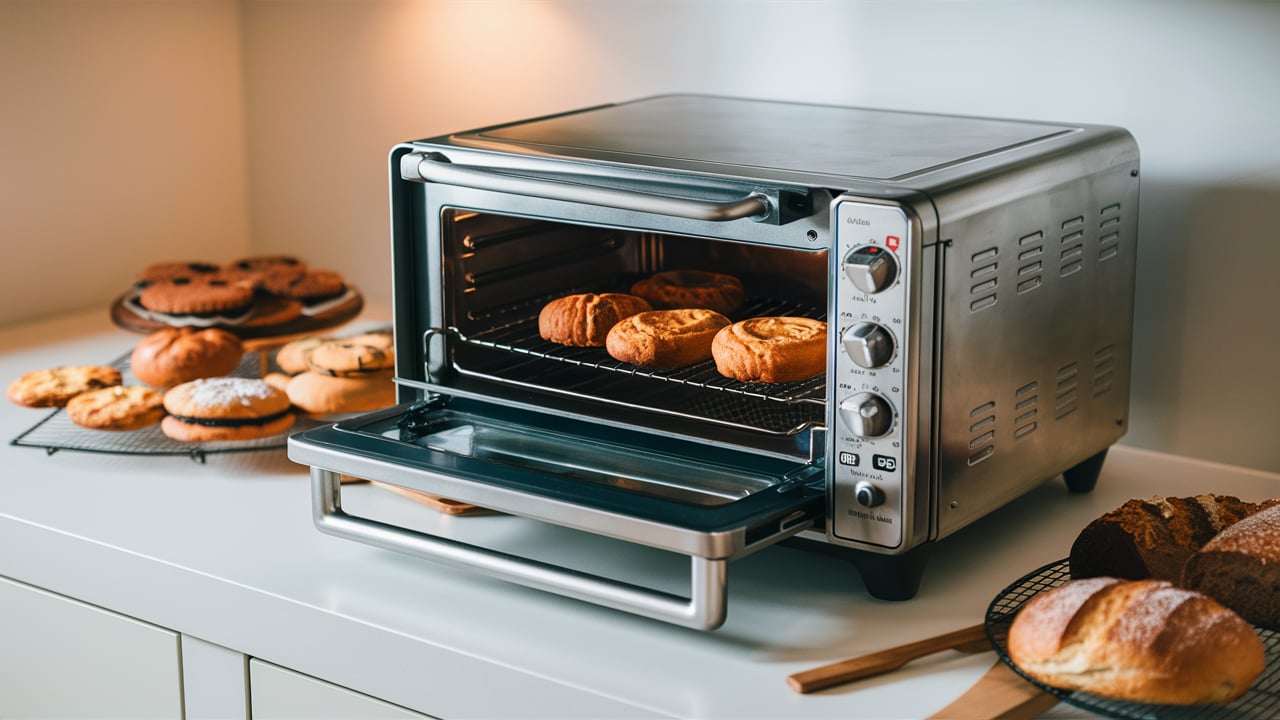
[842,322,895,369]
[840,392,894,438]
[843,245,898,294]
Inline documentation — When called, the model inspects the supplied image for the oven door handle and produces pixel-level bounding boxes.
[408,151,776,224]
[311,467,729,630]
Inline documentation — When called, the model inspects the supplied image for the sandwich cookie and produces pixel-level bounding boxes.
[161,377,294,442]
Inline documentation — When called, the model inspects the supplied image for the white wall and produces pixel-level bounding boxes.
[0,0,248,325]
[2,0,1278,473]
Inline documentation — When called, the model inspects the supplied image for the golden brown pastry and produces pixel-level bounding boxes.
[605,309,731,369]
[538,293,652,347]
[630,270,745,315]
[285,370,396,415]
[711,316,826,383]
[130,327,244,388]
[1007,577,1264,705]
[1182,503,1280,630]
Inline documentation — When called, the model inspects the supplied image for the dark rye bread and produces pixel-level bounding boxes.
[1182,503,1280,630]
[1070,494,1279,582]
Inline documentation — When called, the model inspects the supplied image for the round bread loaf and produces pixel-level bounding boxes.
[130,327,244,388]
[605,309,731,369]
[1182,503,1280,630]
[286,370,396,415]
[1007,577,1264,705]
[630,270,745,315]
[7,365,123,408]
[1069,495,1278,582]
[711,316,827,383]
[538,293,652,347]
[161,377,294,442]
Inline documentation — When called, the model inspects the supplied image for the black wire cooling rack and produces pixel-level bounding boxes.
[9,350,327,463]
[985,558,1280,719]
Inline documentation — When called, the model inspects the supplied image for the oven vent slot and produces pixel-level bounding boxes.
[1016,231,1044,295]
[1013,381,1039,440]
[1092,344,1115,398]
[969,247,999,312]
[1054,362,1079,419]
[966,401,996,465]
[1099,202,1122,261]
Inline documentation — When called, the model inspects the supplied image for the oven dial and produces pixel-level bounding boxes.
[843,245,899,294]
[842,322,895,369]
[839,392,894,438]
[854,481,885,508]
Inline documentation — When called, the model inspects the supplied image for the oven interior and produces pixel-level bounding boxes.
[418,209,831,462]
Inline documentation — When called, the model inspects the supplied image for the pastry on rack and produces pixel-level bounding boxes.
[538,293,652,347]
[605,308,731,369]
[711,316,826,383]
[630,269,745,316]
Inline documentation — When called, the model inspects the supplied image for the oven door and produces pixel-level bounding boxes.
[288,396,824,630]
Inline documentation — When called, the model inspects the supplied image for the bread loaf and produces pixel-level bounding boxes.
[1182,503,1280,631]
[1007,577,1264,704]
[710,316,826,383]
[1069,495,1278,581]
[538,293,652,347]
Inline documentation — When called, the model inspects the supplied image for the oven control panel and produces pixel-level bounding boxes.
[830,200,910,549]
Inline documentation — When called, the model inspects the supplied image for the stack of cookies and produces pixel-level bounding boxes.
[269,330,397,416]
[129,254,354,327]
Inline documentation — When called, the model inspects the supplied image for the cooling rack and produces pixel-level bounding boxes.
[986,558,1280,719]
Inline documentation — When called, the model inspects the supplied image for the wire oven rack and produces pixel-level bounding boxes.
[10,351,326,462]
[986,559,1280,719]
[436,296,829,436]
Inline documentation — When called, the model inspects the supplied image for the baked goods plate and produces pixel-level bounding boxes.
[986,559,1280,719]
[110,286,364,340]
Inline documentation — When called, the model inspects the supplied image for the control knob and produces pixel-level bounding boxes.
[854,481,885,508]
[839,392,894,438]
[842,322,895,369]
[843,245,898,294]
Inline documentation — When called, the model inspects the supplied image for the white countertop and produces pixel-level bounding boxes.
[3,309,1277,719]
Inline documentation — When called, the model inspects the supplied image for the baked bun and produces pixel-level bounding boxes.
[538,293,652,347]
[605,309,731,369]
[1183,503,1280,630]
[130,327,244,388]
[161,377,294,442]
[630,270,745,315]
[1007,577,1264,705]
[711,316,827,383]
[1069,495,1278,582]
[286,370,396,415]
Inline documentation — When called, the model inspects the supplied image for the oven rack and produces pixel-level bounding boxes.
[439,296,829,406]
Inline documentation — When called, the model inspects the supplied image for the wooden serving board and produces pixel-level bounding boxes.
[109,289,364,340]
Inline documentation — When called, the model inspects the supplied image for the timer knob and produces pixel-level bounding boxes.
[839,392,894,438]
[843,244,898,293]
[854,481,885,508]
[842,322,895,369]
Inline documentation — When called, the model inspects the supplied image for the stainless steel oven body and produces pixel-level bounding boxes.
[289,95,1140,629]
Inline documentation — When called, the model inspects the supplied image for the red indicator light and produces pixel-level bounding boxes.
[886,235,901,251]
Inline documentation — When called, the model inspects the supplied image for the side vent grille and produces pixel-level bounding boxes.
[967,401,996,465]
[1093,345,1116,397]
[969,247,999,312]
[1013,381,1039,439]
[1099,203,1122,261]
[1059,215,1085,277]
[1054,362,1080,419]
[1016,231,1045,295]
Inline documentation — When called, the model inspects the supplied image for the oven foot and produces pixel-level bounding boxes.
[1062,447,1108,494]
[849,546,932,601]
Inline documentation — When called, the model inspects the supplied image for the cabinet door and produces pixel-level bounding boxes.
[0,576,182,719]
[250,659,433,719]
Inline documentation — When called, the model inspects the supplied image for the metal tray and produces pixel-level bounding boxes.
[986,559,1280,719]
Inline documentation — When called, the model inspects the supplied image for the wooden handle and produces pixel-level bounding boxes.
[926,660,1057,719]
[787,624,990,694]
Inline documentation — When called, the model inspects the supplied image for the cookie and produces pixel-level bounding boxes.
[304,339,395,377]
[134,260,221,287]
[285,370,396,415]
[7,365,123,408]
[221,254,307,290]
[261,269,347,304]
[275,335,338,375]
[161,377,295,442]
[137,276,255,318]
[130,327,244,388]
[66,385,166,431]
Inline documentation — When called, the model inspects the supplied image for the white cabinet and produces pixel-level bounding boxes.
[250,659,434,719]
[0,576,183,719]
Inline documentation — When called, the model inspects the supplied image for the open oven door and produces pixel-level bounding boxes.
[288,395,825,630]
